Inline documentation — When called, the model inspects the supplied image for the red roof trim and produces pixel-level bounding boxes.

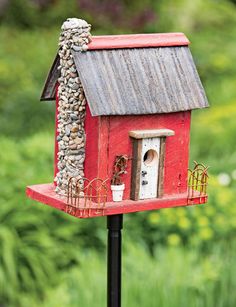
[88,33,190,50]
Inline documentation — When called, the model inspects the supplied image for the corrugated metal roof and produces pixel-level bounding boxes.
[72,46,209,116]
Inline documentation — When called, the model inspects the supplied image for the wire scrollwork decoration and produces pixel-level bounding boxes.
[188,161,209,201]
[66,177,109,217]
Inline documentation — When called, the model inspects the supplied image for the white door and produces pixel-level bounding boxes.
[139,137,160,199]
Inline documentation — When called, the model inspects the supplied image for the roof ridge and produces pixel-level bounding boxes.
[87,33,190,50]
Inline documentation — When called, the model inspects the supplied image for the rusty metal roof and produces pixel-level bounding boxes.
[72,46,208,116]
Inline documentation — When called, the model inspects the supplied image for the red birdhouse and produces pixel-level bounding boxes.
[26,19,209,218]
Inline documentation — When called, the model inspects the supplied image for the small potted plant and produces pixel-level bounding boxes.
[111,155,130,202]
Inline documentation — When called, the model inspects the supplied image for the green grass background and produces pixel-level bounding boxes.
[0,0,236,306]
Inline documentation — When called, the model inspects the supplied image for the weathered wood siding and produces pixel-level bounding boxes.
[54,85,59,184]
[41,54,60,101]
[73,47,208,116]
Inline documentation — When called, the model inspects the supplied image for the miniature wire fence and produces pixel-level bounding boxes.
[187,161,209,202]
[66,177,109,217]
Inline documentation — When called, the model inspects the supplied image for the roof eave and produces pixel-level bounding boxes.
[40,53,60,101]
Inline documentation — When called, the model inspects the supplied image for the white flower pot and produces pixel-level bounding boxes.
[111,184,125,202]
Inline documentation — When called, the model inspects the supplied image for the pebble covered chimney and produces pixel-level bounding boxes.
[55,18,92,195]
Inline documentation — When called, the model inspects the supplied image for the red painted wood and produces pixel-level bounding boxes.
[55,109,191,203]
[88,33,190,50]
[26,183,206,219]
[97,116,110,180]
[95,111,191,202]
[164,111,191,195]
[84,115,110,200]
[84,105,99,181]
[54,84,59,185]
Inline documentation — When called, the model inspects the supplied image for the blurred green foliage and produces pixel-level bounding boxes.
[43,242,236,307]
[0,0,236,306]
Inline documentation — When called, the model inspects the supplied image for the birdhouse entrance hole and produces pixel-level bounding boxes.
[143,149,158,166]
[129,129,175,201]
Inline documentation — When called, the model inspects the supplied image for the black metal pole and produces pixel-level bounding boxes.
[107,214,123,307]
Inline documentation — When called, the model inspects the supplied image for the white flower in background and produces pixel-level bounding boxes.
[217,173,231,186]
[231,170,236,180]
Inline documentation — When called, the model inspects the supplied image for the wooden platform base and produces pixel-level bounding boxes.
[26,183,207,219]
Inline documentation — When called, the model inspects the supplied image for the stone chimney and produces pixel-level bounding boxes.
[55,18,92,195]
